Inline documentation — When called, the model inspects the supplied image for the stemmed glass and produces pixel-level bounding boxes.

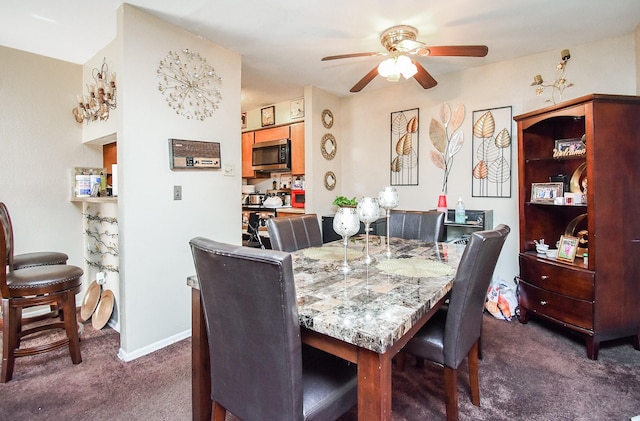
[357,197,380,265]
[332,206,361,273]
[378,186,399,258]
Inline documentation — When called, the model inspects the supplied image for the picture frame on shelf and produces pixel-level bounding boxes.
[557,235,579,263]
[261,105,275,127]
[531,182,564,203]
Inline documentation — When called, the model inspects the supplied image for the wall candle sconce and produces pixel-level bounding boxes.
[72,58,117,124]
[530,49,573,104]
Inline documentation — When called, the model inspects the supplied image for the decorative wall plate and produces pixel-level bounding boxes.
[324,171,336,190]
[569,162,586,192]
[321,133,337,160]
[321,109,334,129]
[157,49,222,121]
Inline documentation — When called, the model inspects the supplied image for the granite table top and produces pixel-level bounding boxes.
[187,236,464,354]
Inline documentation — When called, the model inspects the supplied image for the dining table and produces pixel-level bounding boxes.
[187,235,465,421]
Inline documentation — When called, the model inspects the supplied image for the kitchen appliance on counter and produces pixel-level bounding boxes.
[244,192,264,206]
[291,189,305,208]
[265,189,291,208]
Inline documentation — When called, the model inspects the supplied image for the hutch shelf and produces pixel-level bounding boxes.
[514,94,640,359]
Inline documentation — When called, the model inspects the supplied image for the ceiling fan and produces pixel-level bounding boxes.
[321,25,488,93]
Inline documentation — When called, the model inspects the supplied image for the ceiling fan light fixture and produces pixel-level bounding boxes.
[377,58,395,77]
[397,55,418,78]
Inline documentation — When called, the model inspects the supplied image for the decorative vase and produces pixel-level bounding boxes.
[356,197,380,265]
[437,194,448,221]
[333,206,361,273]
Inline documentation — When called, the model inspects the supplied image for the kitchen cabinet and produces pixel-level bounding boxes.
[241,131,255,178]
[242,122,305,178]
[254,125,290,143]
[514,94,640,359]
[289,122,305,175]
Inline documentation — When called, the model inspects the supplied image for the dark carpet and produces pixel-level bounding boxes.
[1,314,639,420]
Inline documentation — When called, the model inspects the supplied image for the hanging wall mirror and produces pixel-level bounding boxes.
[324,171,336,190]
[321,133,337,160]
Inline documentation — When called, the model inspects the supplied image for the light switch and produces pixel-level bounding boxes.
[174,185,182,200]
[223,163,234,176]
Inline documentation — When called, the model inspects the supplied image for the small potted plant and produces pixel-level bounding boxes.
[332,196,358,208]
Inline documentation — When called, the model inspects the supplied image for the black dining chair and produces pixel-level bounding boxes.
[402,224,510,421]
[189,237,358,421]
[389,209,445,242]
[266,213,323,252]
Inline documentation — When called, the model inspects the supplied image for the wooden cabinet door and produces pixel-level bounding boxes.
[289,122,305,175]
[254,126,290,143]
[241,131,255,178]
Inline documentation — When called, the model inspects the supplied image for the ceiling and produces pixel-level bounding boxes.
[1,1,639,111]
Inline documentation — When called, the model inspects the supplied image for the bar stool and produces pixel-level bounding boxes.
[1,202,69,328]
[1,211,84,383]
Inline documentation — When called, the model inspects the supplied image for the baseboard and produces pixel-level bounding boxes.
[116,328,191,362]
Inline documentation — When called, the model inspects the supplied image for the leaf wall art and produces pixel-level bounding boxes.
[429,102,465,194]
[471,106,512,198]
[390,108,419,186]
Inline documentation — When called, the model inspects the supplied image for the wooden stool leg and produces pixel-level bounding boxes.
[2,299,17,383]
[62,291,82,364]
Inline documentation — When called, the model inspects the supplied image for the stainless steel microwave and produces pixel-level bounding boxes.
[252,138,291,172]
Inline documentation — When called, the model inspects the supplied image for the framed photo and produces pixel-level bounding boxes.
[531,182,563,203]
[553,137,586,158]
[290,98,304,118]
[261,105,275,127]
[557,235,579,263]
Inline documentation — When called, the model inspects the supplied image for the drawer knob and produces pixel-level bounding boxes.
[540,300,548,305]
[540,275,549,280]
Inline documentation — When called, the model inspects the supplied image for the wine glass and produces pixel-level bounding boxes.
[378,186,399,258]
[357,197,380,265]
[333,206,361,273]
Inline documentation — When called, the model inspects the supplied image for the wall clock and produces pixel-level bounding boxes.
[321,109,334,129]
[157,48,222,121]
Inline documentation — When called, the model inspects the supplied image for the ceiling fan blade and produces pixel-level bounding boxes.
[413,61,438,89]
[321,52,384,61]
[419,45,488,57]
[350,66,379,92]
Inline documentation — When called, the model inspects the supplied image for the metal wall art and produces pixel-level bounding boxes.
[390,108,419,186]
[157,49,222,121]
[471,106,512,198]
[429,103,464,194]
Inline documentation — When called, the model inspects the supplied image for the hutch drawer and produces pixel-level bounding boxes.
[519,281,593,330]
[519,254,594,300]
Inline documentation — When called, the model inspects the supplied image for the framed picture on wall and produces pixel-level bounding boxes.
[261,105,275,127]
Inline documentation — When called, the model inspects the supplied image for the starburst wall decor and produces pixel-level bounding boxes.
[157,49,222,120]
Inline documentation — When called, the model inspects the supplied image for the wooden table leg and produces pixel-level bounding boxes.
[192,289,211,421]
[357,348,393,421]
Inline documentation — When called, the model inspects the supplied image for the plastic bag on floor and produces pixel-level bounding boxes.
[485,276,518,321]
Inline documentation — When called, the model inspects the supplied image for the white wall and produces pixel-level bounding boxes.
[332,34,637,284]
[0,45,99,281]
[114,5,241,359]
